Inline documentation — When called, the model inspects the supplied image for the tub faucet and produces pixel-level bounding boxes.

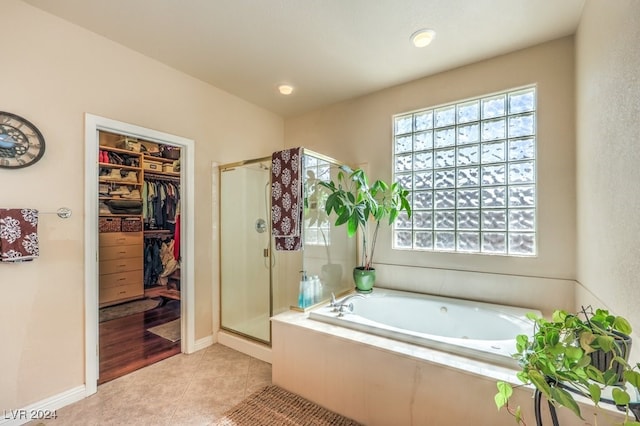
[330,292,367,307]
[330,292,367,316]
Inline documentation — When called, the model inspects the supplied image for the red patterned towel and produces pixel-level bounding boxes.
[271,147,303,251]
[0,208,39,262]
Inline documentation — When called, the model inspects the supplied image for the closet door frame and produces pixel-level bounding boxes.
[84,113,195,396]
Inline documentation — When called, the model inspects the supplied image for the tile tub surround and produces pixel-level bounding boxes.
[373,264,577,318]
[272,310,626,426]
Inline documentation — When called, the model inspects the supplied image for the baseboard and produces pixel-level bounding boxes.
[217,330,272,363]
[0,385,86,426]
[193,334,214,352]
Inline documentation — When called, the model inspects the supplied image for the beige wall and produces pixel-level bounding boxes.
[285,38,577,311]
[575,2,640,336]
[0,0,283,410]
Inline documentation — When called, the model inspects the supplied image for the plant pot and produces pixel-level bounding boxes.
[353,267,375,293]
[588,330,632,385]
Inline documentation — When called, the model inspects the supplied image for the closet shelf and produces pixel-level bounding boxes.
[99,178,142,185]
[100,195,142,199]
[144,230,173,236]
[99,163,141,171]
[100,145,143,156]
[145,156,177,163]
[144,171,180,179]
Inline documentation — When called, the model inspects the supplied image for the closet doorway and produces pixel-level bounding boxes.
[84,114,195,395]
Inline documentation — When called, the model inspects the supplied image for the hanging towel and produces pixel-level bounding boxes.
[271,147,303,251]
[0,208,39,262]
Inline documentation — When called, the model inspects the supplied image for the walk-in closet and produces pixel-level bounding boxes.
[97,130,182,384]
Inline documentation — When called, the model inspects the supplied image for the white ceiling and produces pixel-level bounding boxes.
[24,0,585,118]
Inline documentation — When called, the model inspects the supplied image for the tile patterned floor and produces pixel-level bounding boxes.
[29,344,272,426]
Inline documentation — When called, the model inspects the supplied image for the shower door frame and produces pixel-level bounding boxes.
[219,157,274,345]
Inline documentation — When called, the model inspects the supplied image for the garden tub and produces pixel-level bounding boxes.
[309,287,540,366]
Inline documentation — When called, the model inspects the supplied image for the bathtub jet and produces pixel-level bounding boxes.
[309,287,541,367]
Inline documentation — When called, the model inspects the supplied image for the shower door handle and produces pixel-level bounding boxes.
[255,218,267,233]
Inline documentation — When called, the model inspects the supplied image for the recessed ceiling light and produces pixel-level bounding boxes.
[411,29,436,48]
[278,84,294,95]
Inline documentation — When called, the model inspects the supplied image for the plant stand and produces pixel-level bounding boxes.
[534,383,640,425]
[534,389,560,426]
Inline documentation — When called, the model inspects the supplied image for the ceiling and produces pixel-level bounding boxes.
[24,0,585,118]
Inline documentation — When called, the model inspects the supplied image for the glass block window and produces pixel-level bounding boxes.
[303,155,332,246]
[393,86,536,256]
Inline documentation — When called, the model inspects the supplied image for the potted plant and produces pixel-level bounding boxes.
[495,306,640,425]
[319,165,411,293]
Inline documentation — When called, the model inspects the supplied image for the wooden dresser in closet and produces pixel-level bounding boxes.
[99,231,144,307]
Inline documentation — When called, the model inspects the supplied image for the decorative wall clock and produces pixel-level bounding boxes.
[0,111,46,169]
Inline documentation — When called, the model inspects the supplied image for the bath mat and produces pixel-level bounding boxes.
[213,385,362,426]
[99,298,161,322]
[147,318,181,342]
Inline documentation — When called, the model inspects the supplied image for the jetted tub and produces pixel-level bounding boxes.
[309,287,540,366]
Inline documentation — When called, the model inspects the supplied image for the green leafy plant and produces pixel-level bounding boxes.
[319,165,411,270]
[495,306,640,425]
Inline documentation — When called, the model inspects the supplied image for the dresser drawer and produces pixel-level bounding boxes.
[100,257,143,275]
[99,283,144,305]
[100,270,143,289]
[100,244,143,260]
[99,231,143,247]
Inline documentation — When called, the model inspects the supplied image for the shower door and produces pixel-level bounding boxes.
[220,160,273,343]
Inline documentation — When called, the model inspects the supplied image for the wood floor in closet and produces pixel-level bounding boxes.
[98,301,181,385]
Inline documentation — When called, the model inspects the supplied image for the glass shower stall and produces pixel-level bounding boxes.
[219,150,356,345]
